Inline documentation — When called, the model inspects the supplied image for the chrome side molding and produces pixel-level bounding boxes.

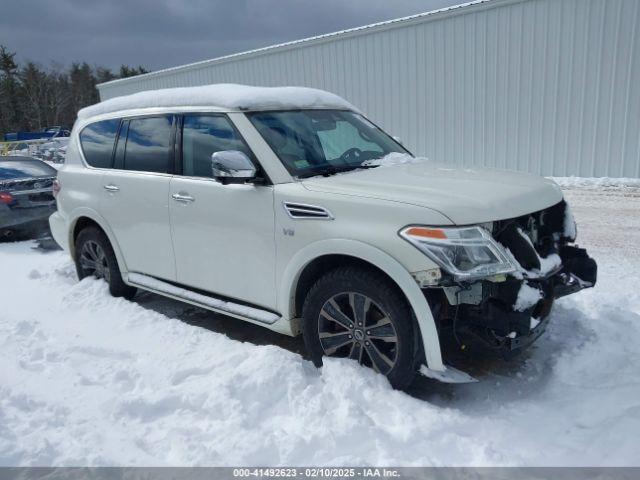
[127,272,280,324]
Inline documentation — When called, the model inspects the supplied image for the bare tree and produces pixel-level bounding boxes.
[0,44,148,138]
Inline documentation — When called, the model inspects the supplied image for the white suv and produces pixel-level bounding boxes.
[50,84,596,389]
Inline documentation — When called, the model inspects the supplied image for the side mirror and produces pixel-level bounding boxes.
[211,150,257,184]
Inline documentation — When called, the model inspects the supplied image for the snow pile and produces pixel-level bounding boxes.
[419,365,477,384]
[0,246,478,466]
[550,176,640,188]
[514,283,543,312]
[1,182,640,466]
[563,202,577,240]
[5,138,67,164]
[362,152,427,167]
[537,253,562,275]
[505,248,562,280]
[5,147,29,156]
[505,228,562,279]
[78,84,357,119]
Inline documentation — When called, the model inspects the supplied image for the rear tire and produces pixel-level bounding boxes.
[301,266,416,390]
[74,227,136,300]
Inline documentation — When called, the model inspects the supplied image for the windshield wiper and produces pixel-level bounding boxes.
[297,164,378,179]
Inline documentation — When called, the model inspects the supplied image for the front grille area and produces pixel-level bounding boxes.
[494,201,567,264]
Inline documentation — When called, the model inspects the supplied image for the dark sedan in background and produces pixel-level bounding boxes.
[0,156,57,240]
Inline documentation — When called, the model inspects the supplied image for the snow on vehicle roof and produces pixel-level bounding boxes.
[77,84,357,120]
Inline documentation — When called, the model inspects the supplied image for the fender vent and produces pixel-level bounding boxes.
[283,202,334,220]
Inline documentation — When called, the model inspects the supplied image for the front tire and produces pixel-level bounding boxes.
[74,227,136,300]
[302,266,416,389]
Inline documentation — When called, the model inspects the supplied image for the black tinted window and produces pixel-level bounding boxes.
[79,119,120,168]
[182,115,253,178]
[124,116,173,173]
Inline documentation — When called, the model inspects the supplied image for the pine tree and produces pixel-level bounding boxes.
[19,62,47,130]
[69,62,98,116]
[0,45,22,136]
[119,65,148,78]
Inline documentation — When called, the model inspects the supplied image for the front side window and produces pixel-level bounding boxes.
[123,116,173,173]
[181,114,254,178]
[248,110,408,178]
[79,119,120,168]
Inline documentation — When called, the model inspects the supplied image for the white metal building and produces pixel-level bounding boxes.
[97,0,640,178]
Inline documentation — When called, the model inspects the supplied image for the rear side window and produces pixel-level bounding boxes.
[181,114,253,178]
[79,119,120,168]
[124,116,173,173]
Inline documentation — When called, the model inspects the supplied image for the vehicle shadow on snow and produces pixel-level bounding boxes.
[133,290,307,356]
[407,299,597,405]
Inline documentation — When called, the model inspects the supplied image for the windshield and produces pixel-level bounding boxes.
[248,110,409,178]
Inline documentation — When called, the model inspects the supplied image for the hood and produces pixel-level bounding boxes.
[301,162,564,225]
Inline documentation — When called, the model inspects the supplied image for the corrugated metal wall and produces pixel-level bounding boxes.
[98,0,640,178]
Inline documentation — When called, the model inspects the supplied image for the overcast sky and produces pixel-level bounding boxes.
[0,0,460,73]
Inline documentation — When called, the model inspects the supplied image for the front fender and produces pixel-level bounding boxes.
[279,238,444,371]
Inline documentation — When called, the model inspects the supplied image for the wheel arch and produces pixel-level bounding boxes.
[293,254,395,319]
[68,209,128,276]
[280,239,444,371]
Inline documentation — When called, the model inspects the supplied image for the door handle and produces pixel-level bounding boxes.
[103,184,119,192]
[172,192,195,203]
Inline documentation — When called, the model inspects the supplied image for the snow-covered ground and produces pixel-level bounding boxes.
[1,181,639,466]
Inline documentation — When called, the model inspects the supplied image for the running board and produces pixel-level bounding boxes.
[127,273,280,325]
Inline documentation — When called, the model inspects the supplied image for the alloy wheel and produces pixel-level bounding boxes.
[317,292,399,374]
[79,240,110,283]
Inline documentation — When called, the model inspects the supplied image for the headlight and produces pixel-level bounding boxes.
[399,225,517,281]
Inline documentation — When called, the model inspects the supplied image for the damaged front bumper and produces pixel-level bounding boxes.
[553,246,598,298]
[426,201,597,357]
[463,246,595,354]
